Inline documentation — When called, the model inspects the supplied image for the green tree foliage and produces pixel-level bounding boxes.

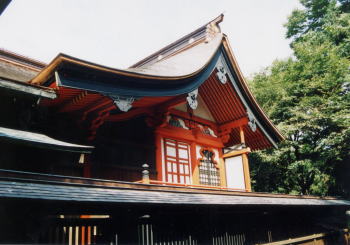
[249,0,350,197]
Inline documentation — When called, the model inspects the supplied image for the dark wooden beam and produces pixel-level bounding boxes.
[106,107,153,122]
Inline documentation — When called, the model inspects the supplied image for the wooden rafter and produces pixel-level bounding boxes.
[58,90,88,112]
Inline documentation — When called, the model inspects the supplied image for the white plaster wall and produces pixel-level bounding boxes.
[193,95,215,122]
[225,155,245,190]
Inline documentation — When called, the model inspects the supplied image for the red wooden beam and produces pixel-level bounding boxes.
[106,107,153,122]
[219,117,248,132]
[106,95,185,122]
[156,95,187,112]
[169,108,218,130]
[80,98,112,121]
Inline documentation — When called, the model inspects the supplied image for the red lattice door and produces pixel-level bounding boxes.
[163,138,191,184]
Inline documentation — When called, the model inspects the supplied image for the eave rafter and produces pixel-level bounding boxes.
[58,90,88,113]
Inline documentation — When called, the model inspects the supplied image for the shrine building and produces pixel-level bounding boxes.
[0,15,349,245]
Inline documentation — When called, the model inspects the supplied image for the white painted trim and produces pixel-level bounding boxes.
[217,53,278,148]
[0,78,56,99]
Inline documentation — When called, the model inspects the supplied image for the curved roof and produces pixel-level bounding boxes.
[31,14,284,149]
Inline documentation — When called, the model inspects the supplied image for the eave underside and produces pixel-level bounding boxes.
[37,40,282,150]
[40,69,276,150]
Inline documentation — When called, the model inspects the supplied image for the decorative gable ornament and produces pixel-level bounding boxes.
[110,95,135,112]
[247,110,257,132]
[205,22,221,43]
[187,89,199,109]
[216,59,227,84]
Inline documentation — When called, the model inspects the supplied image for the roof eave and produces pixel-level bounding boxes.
[0,77,57,99]
[31,35,224,86]
[221,35,285,145]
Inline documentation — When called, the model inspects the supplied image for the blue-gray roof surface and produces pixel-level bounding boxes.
[1,180,349,206]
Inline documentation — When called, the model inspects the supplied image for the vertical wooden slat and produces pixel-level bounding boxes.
[142,224,145,245]
[62,226,67,245]
[87,226,91,245]
[147,224,150,245]
[93,226,97,245]
[69,226,73,245]
[75,226,79,245]
[81,226,85,245]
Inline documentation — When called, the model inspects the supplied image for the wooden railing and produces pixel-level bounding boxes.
[148,179,246,192]
[257,229,350,245]
[0,167,245,192]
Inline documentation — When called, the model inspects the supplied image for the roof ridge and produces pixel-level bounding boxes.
[0,48,47,70]
[130,14,224,68]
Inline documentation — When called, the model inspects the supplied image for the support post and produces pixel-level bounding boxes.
[218,150,227,188]
[242,153,252,192]
[190,143,199,185]
[240,126,251,191]
[155,133,163,181]
[82,155,91,178]
[239,126,245,144]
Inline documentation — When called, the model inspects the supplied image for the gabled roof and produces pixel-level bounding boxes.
[29,14,284,150]
[0,49,55,98]
[0,49,45,82]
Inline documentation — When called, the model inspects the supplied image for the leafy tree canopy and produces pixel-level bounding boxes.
[249,0,350,197]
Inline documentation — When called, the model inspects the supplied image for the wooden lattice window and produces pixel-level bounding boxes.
[199,149,220,186]
[164,138,191,184]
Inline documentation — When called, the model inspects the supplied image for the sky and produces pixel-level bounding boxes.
[0,0,302,77]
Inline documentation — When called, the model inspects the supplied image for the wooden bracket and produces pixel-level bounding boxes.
[59,90,88,113]
[218,117,248,144]
[146,111,169,128]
